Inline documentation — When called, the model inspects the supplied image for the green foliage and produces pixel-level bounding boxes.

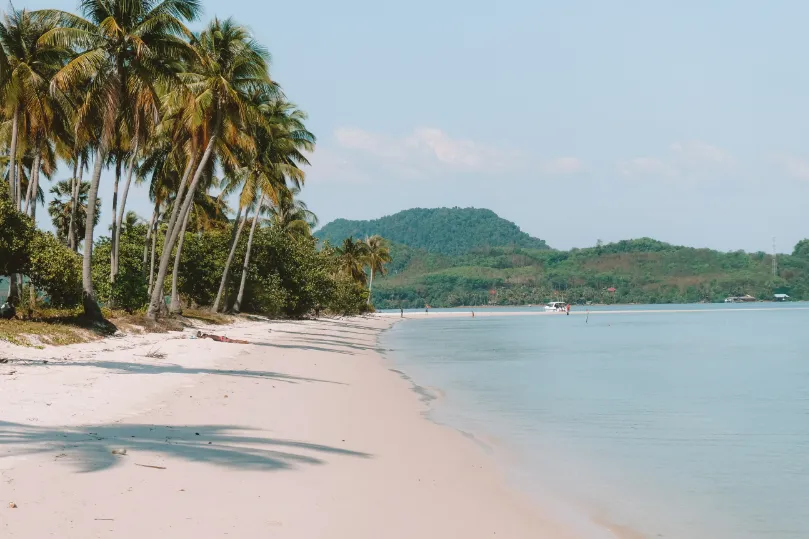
[793,239,809,259]
[178,228,234,307]
[315,207,549,255]
[371,238,809,308]
[92,230,149,312]
[328,275,370,315]
[0,187,35,276]
[27,232,82,307]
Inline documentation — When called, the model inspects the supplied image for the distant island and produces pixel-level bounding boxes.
[316,207,809,308]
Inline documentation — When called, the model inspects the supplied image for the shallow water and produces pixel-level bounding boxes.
[382,304,809,539]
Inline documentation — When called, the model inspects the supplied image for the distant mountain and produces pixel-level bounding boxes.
[315,207,550,255]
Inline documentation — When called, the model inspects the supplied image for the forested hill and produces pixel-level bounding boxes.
[369,238,809,308]
[314,207,550,255]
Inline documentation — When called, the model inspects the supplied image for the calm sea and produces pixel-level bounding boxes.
[381,304,809,539]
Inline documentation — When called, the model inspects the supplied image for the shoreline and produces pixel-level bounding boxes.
[0,315,585,538]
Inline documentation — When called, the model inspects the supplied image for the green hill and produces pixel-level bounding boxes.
[372,239,809,308]
[317,209,809,308]
[314,207,550,255]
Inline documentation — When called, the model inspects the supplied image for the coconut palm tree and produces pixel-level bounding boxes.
[229,94,314,314]
[335,237,370,286]
[37,0,200,318]
[266,185,317,237]
[364,235,391,305]
[0,8,65,210]
[48,178,100,247]
[147,17,274,319]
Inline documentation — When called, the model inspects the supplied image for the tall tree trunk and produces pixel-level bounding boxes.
[368,267,374,305]
[15,164,23,211]
[67,159,79,249]
[8,106,19,204]
[148,216,158,296]
[23,166,34,215]
[110,158,122,283]
[82,146,106,319]
[28,148,42,223]
[169,203,193,314]
[146,113,221,320]
[232,194,263,314]
[211,205,245,312]
[114,149,138,276]
[144,200,158,274]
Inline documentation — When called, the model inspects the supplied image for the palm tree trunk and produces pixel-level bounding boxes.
[148,216,158,296]
[211,205,245,312]
[66,159,79,249]
[368,267,374,305]
[28,148,41,223]
[143,200,158,273]
[169,203,193,314]
[147,112,221,320]
[8,106,19,204]
[23,167,34,215]
[114,149,138,277]
[232,194,263,314]
[15,164,23,211]
[110,158,122,283]
[82,146,106,319]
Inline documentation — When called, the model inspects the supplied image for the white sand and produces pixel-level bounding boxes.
[0,316,583,538]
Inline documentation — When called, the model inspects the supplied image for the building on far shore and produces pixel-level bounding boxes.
[774,293,790,302]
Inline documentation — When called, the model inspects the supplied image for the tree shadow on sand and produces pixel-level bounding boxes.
[13,359,345,385]
[0,421,370,473]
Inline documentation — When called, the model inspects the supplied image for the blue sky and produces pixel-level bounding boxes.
[26,0,809,253]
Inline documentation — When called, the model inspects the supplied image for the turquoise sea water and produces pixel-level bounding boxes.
[381,304,809,539]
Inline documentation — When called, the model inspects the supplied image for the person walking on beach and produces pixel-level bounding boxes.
[566,303,571,316]
[400,307,404,318]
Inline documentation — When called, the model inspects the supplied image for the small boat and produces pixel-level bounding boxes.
[544,301,566,312]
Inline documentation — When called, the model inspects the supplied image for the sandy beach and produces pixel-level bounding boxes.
[0,316,580,539]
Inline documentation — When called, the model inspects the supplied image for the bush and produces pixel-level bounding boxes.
[92,232,149,312]
[27,232,83,307]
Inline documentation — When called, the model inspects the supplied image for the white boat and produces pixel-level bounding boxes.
[544,301,567,312]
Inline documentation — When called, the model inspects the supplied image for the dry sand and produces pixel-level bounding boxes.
[0,316,584,539]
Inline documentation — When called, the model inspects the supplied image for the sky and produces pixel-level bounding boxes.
[25,0,809,253]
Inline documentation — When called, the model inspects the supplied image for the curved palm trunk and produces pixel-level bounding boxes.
[211,205,245,312]
[110,158,122,282]
[82,146,106,319]
[367,267,374,305]
[147,216,158,296]
[232,195,263,314]
[8,106,19,204]
[23,169,34,215]
[146,113,221,320]
[169,203,193,314]
[114,149,138,277]
[66,159,79,249]
[28,149,42,223]
[143,200,159,273]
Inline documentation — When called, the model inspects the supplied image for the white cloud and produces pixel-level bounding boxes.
[670,141,733,166]
[619,141,732,179]
[543,157,583,175]
[772,153,809,181]
[618,157,676,178]
[333,126,512,171]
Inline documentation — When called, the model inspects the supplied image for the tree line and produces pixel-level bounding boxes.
[0,1,390,319]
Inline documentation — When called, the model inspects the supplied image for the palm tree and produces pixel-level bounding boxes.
[37,0,200,318]
[364,235,391,305]
[147,17,274,319]
[230,94,314,314]
[267,185,317,237]
[335,237,369,285]
[48,179,100,247]
[0,8,64,210]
